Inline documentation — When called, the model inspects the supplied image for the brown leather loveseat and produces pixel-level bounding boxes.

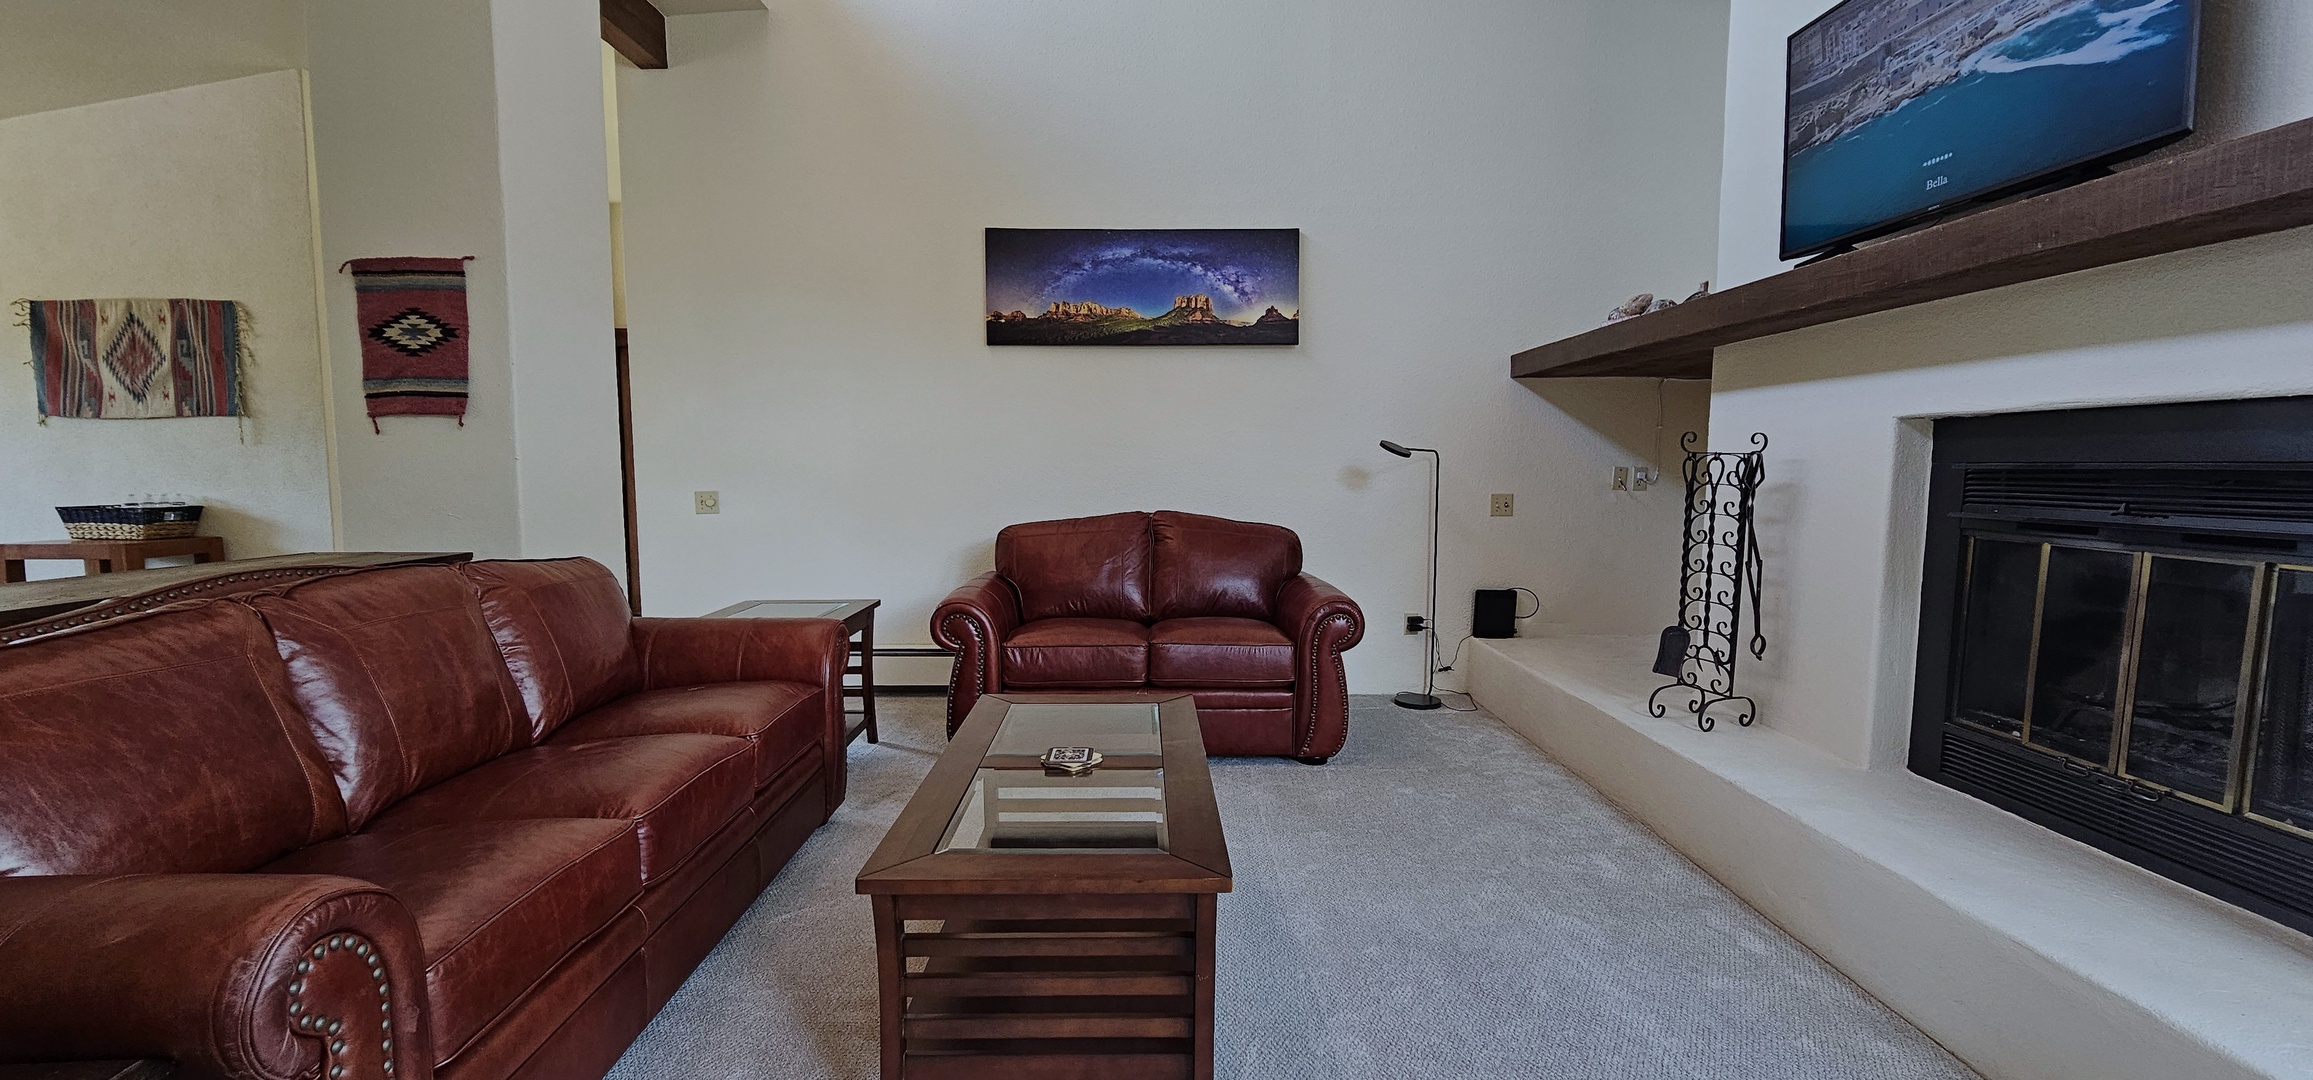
[933,511,1364,762]
[0,557,846,1080]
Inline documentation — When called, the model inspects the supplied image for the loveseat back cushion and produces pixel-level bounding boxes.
[995,512,1153,622]
[1150,511,1303,621]
[459,557,641,740]
[0,601,347,875]
[250,565,531,830]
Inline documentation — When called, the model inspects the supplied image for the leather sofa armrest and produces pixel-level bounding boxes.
[630,616,851,813]
[930,573,1022,737]
[1276,573,1365,760]
[0,874,432,1080]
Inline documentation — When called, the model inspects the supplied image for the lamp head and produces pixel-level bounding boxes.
[1380,440,1413,458]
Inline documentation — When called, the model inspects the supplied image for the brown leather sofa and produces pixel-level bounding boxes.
[0,557,846,1080]
[932,511,1364,762]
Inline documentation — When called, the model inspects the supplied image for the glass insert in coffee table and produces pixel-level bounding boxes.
[936,701,1171,852]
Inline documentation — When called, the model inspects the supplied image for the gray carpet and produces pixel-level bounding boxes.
[606,696,1978,1079]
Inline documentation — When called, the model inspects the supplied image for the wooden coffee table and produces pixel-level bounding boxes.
[856,692,1231,1080]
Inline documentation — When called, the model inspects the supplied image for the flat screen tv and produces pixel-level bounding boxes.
[1782,0,2199,262]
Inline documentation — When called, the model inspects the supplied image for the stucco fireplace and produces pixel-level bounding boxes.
[1912,396,2313,936]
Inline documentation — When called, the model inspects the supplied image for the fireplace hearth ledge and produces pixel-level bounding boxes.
[1467,635,2313,1080]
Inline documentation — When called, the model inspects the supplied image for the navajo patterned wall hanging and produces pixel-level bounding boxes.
[344,256,472,429]
[20,298,247,419]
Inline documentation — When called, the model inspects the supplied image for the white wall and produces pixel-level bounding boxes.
[615,0,1730,688]
[305,0,521,559]
[305,0,625,574]
[1707,0,2313,765]
[1717,0,2313,289]
[0,0,306,121]
[0,71,333,576]
[490,0,628,576]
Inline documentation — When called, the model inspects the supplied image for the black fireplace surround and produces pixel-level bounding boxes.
[1913,397,2313,937]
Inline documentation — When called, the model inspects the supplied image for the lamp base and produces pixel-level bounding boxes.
[1392,691,1443,711]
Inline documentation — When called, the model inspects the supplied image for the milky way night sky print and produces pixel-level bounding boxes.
[985,229,1299,346]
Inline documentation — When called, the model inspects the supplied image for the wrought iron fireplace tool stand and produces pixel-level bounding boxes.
[1649,431,1768,732]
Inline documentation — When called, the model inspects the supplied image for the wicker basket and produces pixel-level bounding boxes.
[56,504,205,541]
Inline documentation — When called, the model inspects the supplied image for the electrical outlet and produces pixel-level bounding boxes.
[1404,613,1427,635]
[1490,493,1514,517]
[1612,467,1631,491]
[1632,467,1657,492]
[694,490,720,515]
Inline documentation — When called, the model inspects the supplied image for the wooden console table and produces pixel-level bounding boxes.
[706,598,882,745]
[0,551,471,633]
[2,537,226,582]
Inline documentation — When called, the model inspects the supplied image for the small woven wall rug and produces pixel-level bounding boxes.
[345,256,472,430]
[23,298,246,419]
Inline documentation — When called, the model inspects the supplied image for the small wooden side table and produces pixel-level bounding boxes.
[705,598,881,745]
[2,537,226,583]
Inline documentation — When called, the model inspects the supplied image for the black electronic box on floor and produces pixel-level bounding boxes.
[1472,588,1518,638]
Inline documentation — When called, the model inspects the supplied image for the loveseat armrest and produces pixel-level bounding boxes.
[930,573,1023,736]
[0,874,432,1080]
[630,616,850,813]
[1275,573,1365,760]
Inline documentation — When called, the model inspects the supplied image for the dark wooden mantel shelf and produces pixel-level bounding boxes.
[1512,115,2313,380]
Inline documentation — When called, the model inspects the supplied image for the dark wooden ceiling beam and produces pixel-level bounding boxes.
[1512,115,2313,380]
[602,0,668,70]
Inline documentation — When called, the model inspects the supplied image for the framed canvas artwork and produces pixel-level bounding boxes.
[986,228,1299,346]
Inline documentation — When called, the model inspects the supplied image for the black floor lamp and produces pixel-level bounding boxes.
[1380,440,1442,710]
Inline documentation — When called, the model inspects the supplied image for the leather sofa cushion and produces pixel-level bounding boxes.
[1150,511,1302,621]
[1148,617,1296,687]
[266,818,640,1063]
[367,733,753,886]
[550,681,822,791]
[250,566,531,830]
[0,601,346,875]
[995,512,1153,623]
[459,558,641,741]
[1002,618,1150,687]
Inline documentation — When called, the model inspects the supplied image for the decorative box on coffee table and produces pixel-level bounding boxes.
[856,692,1230,1080]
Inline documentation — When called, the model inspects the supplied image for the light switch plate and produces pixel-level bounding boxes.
[1612,467,1631,491]
[694,490,720,514]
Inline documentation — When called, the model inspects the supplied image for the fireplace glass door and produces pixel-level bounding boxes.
[2026,545,2133,765]
[2252,568,2313,837]
[2122,557,2257,806]
[1951,537,2274,809]
[1952,538,2039,737]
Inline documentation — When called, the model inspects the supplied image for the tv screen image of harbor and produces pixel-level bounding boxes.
[1782,0,2195,258]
